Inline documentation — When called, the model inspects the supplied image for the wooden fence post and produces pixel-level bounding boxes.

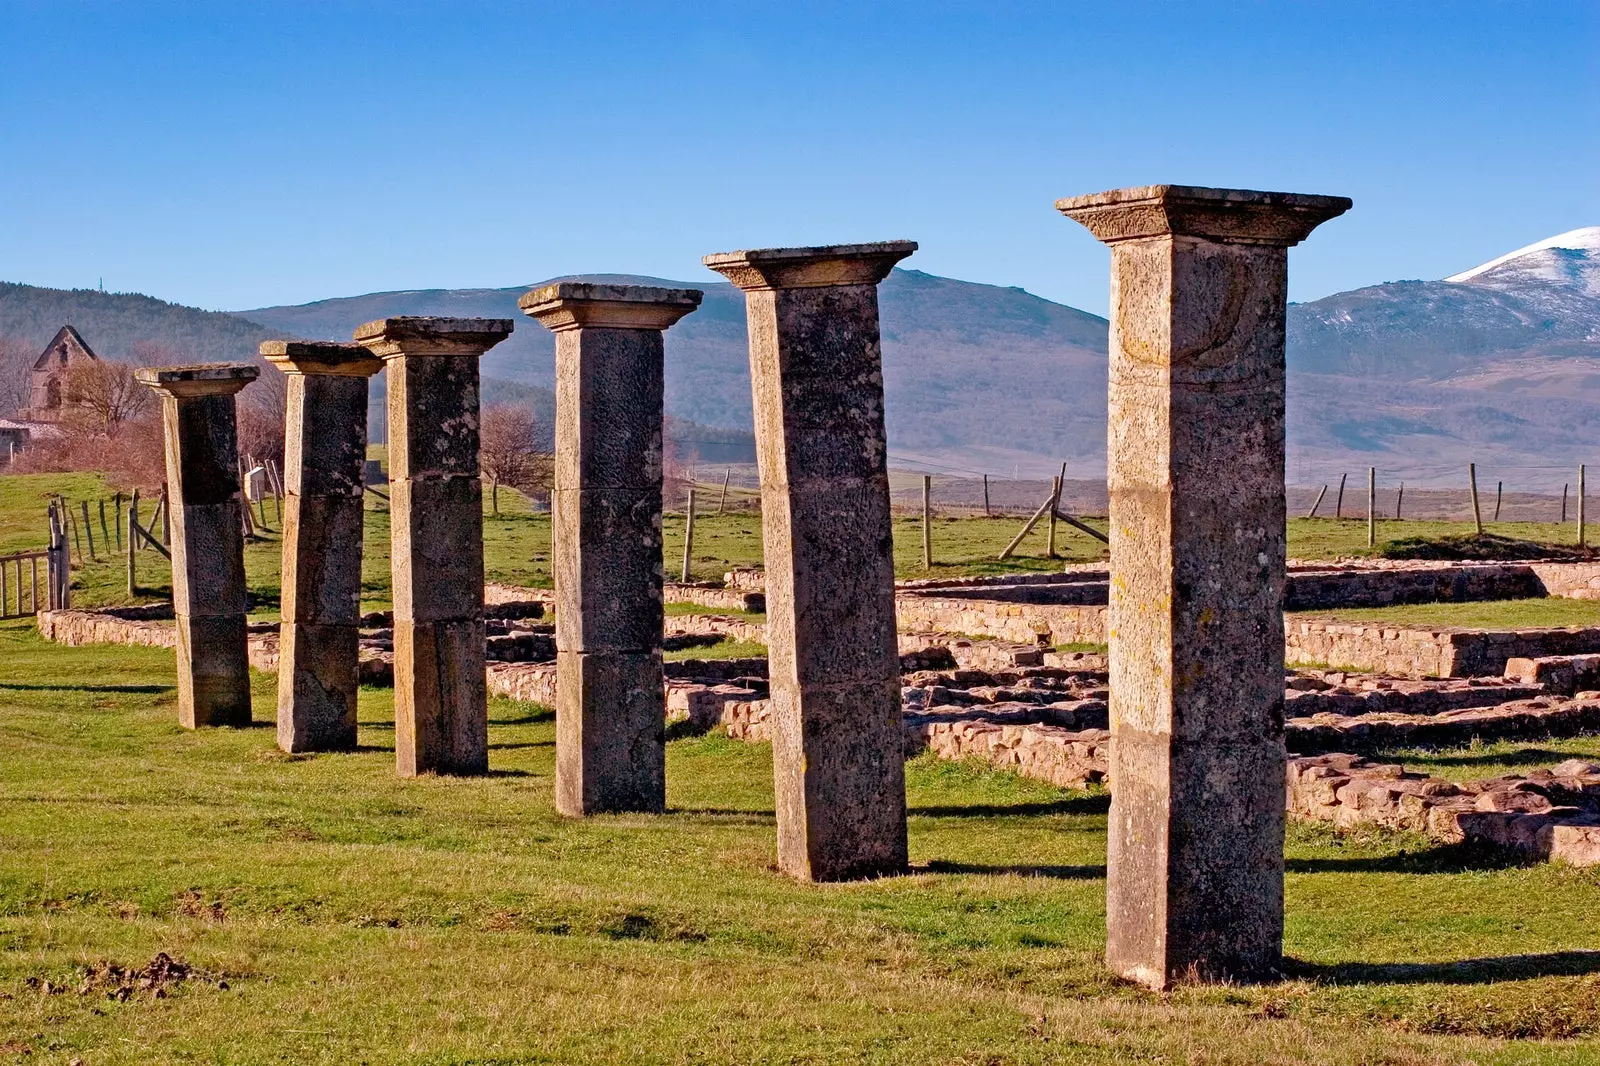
[1469,463,1484,536]
[1045,476,1062,558]
[1494,480,1502,522]
[717,468,731,515]
[1335,473,1347,519]
[921,475,933,569]
[98,498,109,549]
[113,492,123,549]
[1563,484,1569,523]
[127,491,139,597]
[1306,484,1328,519]
[1367,468,1376,549]
[81,499,96,560]
[998,488,1057,560]
[982,473,991,517]
[1580,465,1587,549]
[1397,483,1404,521]
[680,487,696,584]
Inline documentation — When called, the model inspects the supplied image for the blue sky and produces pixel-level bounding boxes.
[1,1,1594,315]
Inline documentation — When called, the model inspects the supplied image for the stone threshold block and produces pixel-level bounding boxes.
[1059,185,1349,989]
[521,281,702,815]
[356,316,514,776]
[136,363,259,729]
[704,241,916,882]
[262,340,383,753]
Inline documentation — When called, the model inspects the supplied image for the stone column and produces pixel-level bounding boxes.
[136,364,260,729]
[1057,185,1350,988]
[353,317,514,776]
[262,341,384,753]
[703,241,916,882]
[520,282,703,815]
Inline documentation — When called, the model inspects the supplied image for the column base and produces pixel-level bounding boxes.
[393,617,488,776]
[773,677,908,882]
[555,649,665,816]
[276,622,359,752]
[175,613,251,729]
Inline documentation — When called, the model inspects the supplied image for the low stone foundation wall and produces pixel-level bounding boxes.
[893,596,1107,647]
[1287,696,1600,753]
[1288,620,1600,679]
[1505,654,1600,695]
[663,582,765,612]
[1288,754,1600,866]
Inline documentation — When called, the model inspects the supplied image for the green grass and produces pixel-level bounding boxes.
[1294,598,1600,630]
[1288,518,1585,561]
[664,637,768,662]
[3,622,1600,1062]
[662,602,766,622]
[1384,737,1600,782]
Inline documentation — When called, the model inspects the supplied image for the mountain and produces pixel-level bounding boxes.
[239,270,1111,475]
[4,226,1598,484]
[1284,227,1600,483]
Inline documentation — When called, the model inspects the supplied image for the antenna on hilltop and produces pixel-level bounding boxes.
[98,277,103,292]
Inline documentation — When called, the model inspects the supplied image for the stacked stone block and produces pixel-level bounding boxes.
[1059,185,1350,988]
[705,241,916,882]
[135,364,259,728]
[521,282,702,815]
[354,317,513,776]
[262,340,384,752]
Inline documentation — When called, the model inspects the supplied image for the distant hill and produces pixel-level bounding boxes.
[6,228,1600,485]
[239,269,1112,475]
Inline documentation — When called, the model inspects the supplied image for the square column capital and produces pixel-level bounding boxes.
[136,363,259,399]
[1056,185,1350,247]
[520,282,703,333]
[261,340,384,378]
[703,241,916,291]
[353,316,514,359]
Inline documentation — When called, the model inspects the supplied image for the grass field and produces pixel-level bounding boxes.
[1292,598,1600,630]
[2,621,1600,1063]
[7,472,1600,1059]
[7,472,1596,618]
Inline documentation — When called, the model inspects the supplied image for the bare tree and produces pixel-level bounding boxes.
[0,336,33,417]
[61,359,153,437]
[236,364,286,468]
[480,402,552,514]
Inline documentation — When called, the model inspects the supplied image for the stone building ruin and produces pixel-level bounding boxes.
[88,183,1597,992]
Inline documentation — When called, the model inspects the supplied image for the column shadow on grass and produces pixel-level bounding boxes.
[909,794,1111,818]
[918,860,1106,880]
[0,682,175,694]
[1287,840,1536,875]
[1287,951,1600,986]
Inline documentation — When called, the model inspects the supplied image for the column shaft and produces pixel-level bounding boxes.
[356,317,514,776]
[266,342,381,752]
[137,365,259,729]
[522,282,702,815]
[704,242,915,882]
[1058,185,1350,987]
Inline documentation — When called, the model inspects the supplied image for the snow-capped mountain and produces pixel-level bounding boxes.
[1284,226,1600,481]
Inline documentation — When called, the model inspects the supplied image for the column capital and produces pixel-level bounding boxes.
[136,363,259,399]
[1056,185,1351,247]
[519,282,703,333]
[261,340,383,378]
[703,241,916,291]
[352,316,514,359]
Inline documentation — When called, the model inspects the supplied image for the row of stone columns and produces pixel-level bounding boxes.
[138,184,1347,990]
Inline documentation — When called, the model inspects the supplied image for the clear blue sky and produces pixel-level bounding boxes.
[1,1,1594,315]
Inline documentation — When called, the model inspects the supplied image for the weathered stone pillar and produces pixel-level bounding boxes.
[703,241,916,882]
[1057,185,1350,988]
[520,282,703,815]
[353,317,514,776]
[136,364,260,728]
[262,340,383,753]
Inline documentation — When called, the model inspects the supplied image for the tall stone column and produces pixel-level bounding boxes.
[520,282,703,815]
[262,340,384,753]
[353,316,514,776]
[703,241,916,882]
[136,364,260,729]
[1057,185,1350,988]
